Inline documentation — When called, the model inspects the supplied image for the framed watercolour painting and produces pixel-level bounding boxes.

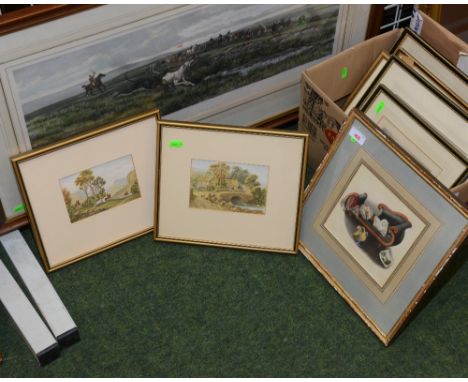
[360,85,467,188]
[299,111,467,345]
[11,109,160,271]
[154,120,308,253]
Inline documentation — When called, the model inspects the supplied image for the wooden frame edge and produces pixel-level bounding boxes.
[0,213,28,236]
[249,107,299,130]
[365,5,385,39]
[0,5,98,36]
[298,243,390,345]
[343,51,390,112]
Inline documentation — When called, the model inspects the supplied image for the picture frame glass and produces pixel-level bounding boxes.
[300,114,466,343]
[156,122,307,252]
[14,113,158,270]
[314,149,438,304]
[6,4,340,150]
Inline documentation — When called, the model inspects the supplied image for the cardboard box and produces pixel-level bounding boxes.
[299,13,467,200]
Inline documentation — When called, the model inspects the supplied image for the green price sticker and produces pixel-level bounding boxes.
[350,136,357,143]
[14,203,25,213]
[376,101,385,114]
[169,140,184,148]
[341,66,348,79]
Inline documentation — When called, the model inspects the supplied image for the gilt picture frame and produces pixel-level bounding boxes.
[11,109,160,272]
[154,120,308,253]
[359,85,467,188]
[391,28,468,110]
[299,111,467,345]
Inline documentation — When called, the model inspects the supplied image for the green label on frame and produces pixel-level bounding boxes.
[169,140,184,148]
[14,203,25,213]
[341,66,348,79]
[376,101,385,114]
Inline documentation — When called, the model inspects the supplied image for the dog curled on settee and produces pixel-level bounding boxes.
[342,192,412,268]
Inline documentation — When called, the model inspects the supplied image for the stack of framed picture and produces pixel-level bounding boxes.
[343,29,467,189]
[298,26,467,345]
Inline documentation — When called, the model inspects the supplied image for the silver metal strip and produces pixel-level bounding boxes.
[0,231,78,345]
[0,258,58,365]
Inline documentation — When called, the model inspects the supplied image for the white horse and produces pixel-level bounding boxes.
[162,60,194,87]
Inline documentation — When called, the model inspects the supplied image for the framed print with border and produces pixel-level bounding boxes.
[391,28,467,109]
[154,120,308,253]
[360,85,467,188]
[11,109,160,272]
[0,4,370,222]
[344,55,467,162]
[299,111,467,345]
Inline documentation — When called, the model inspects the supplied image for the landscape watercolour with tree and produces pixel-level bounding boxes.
[190,159,268,214]
[59,155,141,223]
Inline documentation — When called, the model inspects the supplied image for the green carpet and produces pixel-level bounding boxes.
[0,227,466,377]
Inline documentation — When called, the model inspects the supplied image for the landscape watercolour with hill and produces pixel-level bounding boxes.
[59,155,141,223]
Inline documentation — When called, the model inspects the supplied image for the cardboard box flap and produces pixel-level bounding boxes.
[420,13,468,65]
[304,29,402,102]
[301,73,346,124]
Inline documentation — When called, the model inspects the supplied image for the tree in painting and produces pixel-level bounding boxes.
[59,155,141,223]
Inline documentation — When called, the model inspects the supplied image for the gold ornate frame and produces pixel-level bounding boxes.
[154,119,308,254]
[299,110,467,345]
[11,109,160,272]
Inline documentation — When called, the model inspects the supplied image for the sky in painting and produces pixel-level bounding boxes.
[13,5,337,109]
[59,154,136,194]
[192,159,269,188]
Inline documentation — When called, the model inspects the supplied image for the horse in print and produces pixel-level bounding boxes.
[82,83,94,96]
[82,73,106,96]
[162,60,194,87]
[92,73,106,92]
